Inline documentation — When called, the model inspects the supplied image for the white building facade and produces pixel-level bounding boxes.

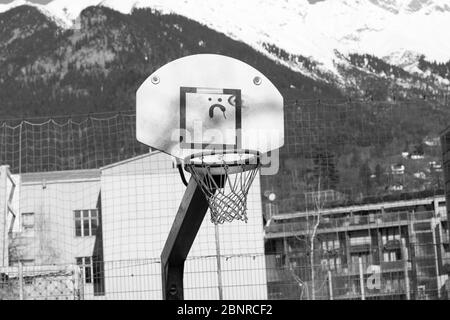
[1,151,268,300]
[100,152,268,300]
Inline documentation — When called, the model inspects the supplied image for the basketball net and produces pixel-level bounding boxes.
[184,151,261,224]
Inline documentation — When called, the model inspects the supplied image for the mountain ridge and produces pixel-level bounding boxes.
[0,5,344,118]
[1,0,449,95]
[0,2,448,210]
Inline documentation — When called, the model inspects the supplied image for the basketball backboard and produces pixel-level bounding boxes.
[136,54,284,161]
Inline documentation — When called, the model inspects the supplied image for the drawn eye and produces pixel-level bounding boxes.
[228,95,236,106]
[218,98,222,102]
[208,98,212,101]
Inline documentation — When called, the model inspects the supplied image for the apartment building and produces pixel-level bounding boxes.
[264,196,450,300]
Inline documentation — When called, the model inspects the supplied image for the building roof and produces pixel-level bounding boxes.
[100,150,160,170]
[13,151,171,185]
[272,194,445,221]
[20,169,101,185]
[100,150,177,176]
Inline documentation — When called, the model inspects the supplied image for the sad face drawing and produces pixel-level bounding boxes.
[180,87,242,149]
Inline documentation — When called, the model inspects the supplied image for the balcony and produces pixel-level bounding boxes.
[413,211,434,221]
[265,210,438,238]
[381,260,406,272]
[441,230,450,245]
[266,212,415,237]
[330,271,408,300]
[349,244,371,253]
[383,239,401,250]
[334,290,407,300]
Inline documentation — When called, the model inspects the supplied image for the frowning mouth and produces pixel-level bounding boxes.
[209,104,227,119]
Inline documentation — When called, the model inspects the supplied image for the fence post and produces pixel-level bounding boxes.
[328,270,333,300]
[214,224,223,300]
[0,166,8,268]
[72,266,78,300]
[18,261,23,300]
[431,225,441,299]
[79,266,85,300]
[73,265,83,300]
[359,257,365,300]
[401,239,410,300]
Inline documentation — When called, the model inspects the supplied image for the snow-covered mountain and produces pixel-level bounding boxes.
[0,2,448,198]
[1,0,449,94]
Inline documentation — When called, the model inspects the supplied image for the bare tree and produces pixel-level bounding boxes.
[285,175,326,300]
[309,176,323,300]
[288,262,308,300]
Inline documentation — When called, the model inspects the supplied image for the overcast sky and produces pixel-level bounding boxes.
[0,0,52,4]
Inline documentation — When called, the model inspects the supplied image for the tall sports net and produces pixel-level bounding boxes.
[0,112,147,174]
[0,98,449,300]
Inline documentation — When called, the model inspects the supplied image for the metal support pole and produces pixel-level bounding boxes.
[161,176,222,300]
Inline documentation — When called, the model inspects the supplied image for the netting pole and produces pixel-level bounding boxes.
[402,238,411,300]
[18,261,23,300]
[431,226,441,299]
[214,224,223,300]
[0,166,8,267]
[19,122,22,175]
[328,270,333,300]
[359,257,365,300]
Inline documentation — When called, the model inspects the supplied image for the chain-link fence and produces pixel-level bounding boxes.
[266,244,450,300]
[1,250,448,300]
[0,264,83,300]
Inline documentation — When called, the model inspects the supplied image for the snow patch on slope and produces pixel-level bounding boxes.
[0,0,32,12]
[1,0,449,86]
[0,0,73,28]
[45,0,102,27]
[99,0,450,65]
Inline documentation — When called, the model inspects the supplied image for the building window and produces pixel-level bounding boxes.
[322,239,340,250]
[74,210,98,237]
[21,212,35,230]
[383,250,401,262]
[381,228,401,245]
[76,257,93,284]
[349,235,371,246]
[321,237,341,271]
[265,203,279,221]
[321,257,341,271]
[350,252,372,268]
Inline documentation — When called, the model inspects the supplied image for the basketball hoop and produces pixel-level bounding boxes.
[138,54,284,300]
[184,149,261,224]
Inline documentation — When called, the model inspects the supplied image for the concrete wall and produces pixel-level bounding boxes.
[14,171,100,265]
